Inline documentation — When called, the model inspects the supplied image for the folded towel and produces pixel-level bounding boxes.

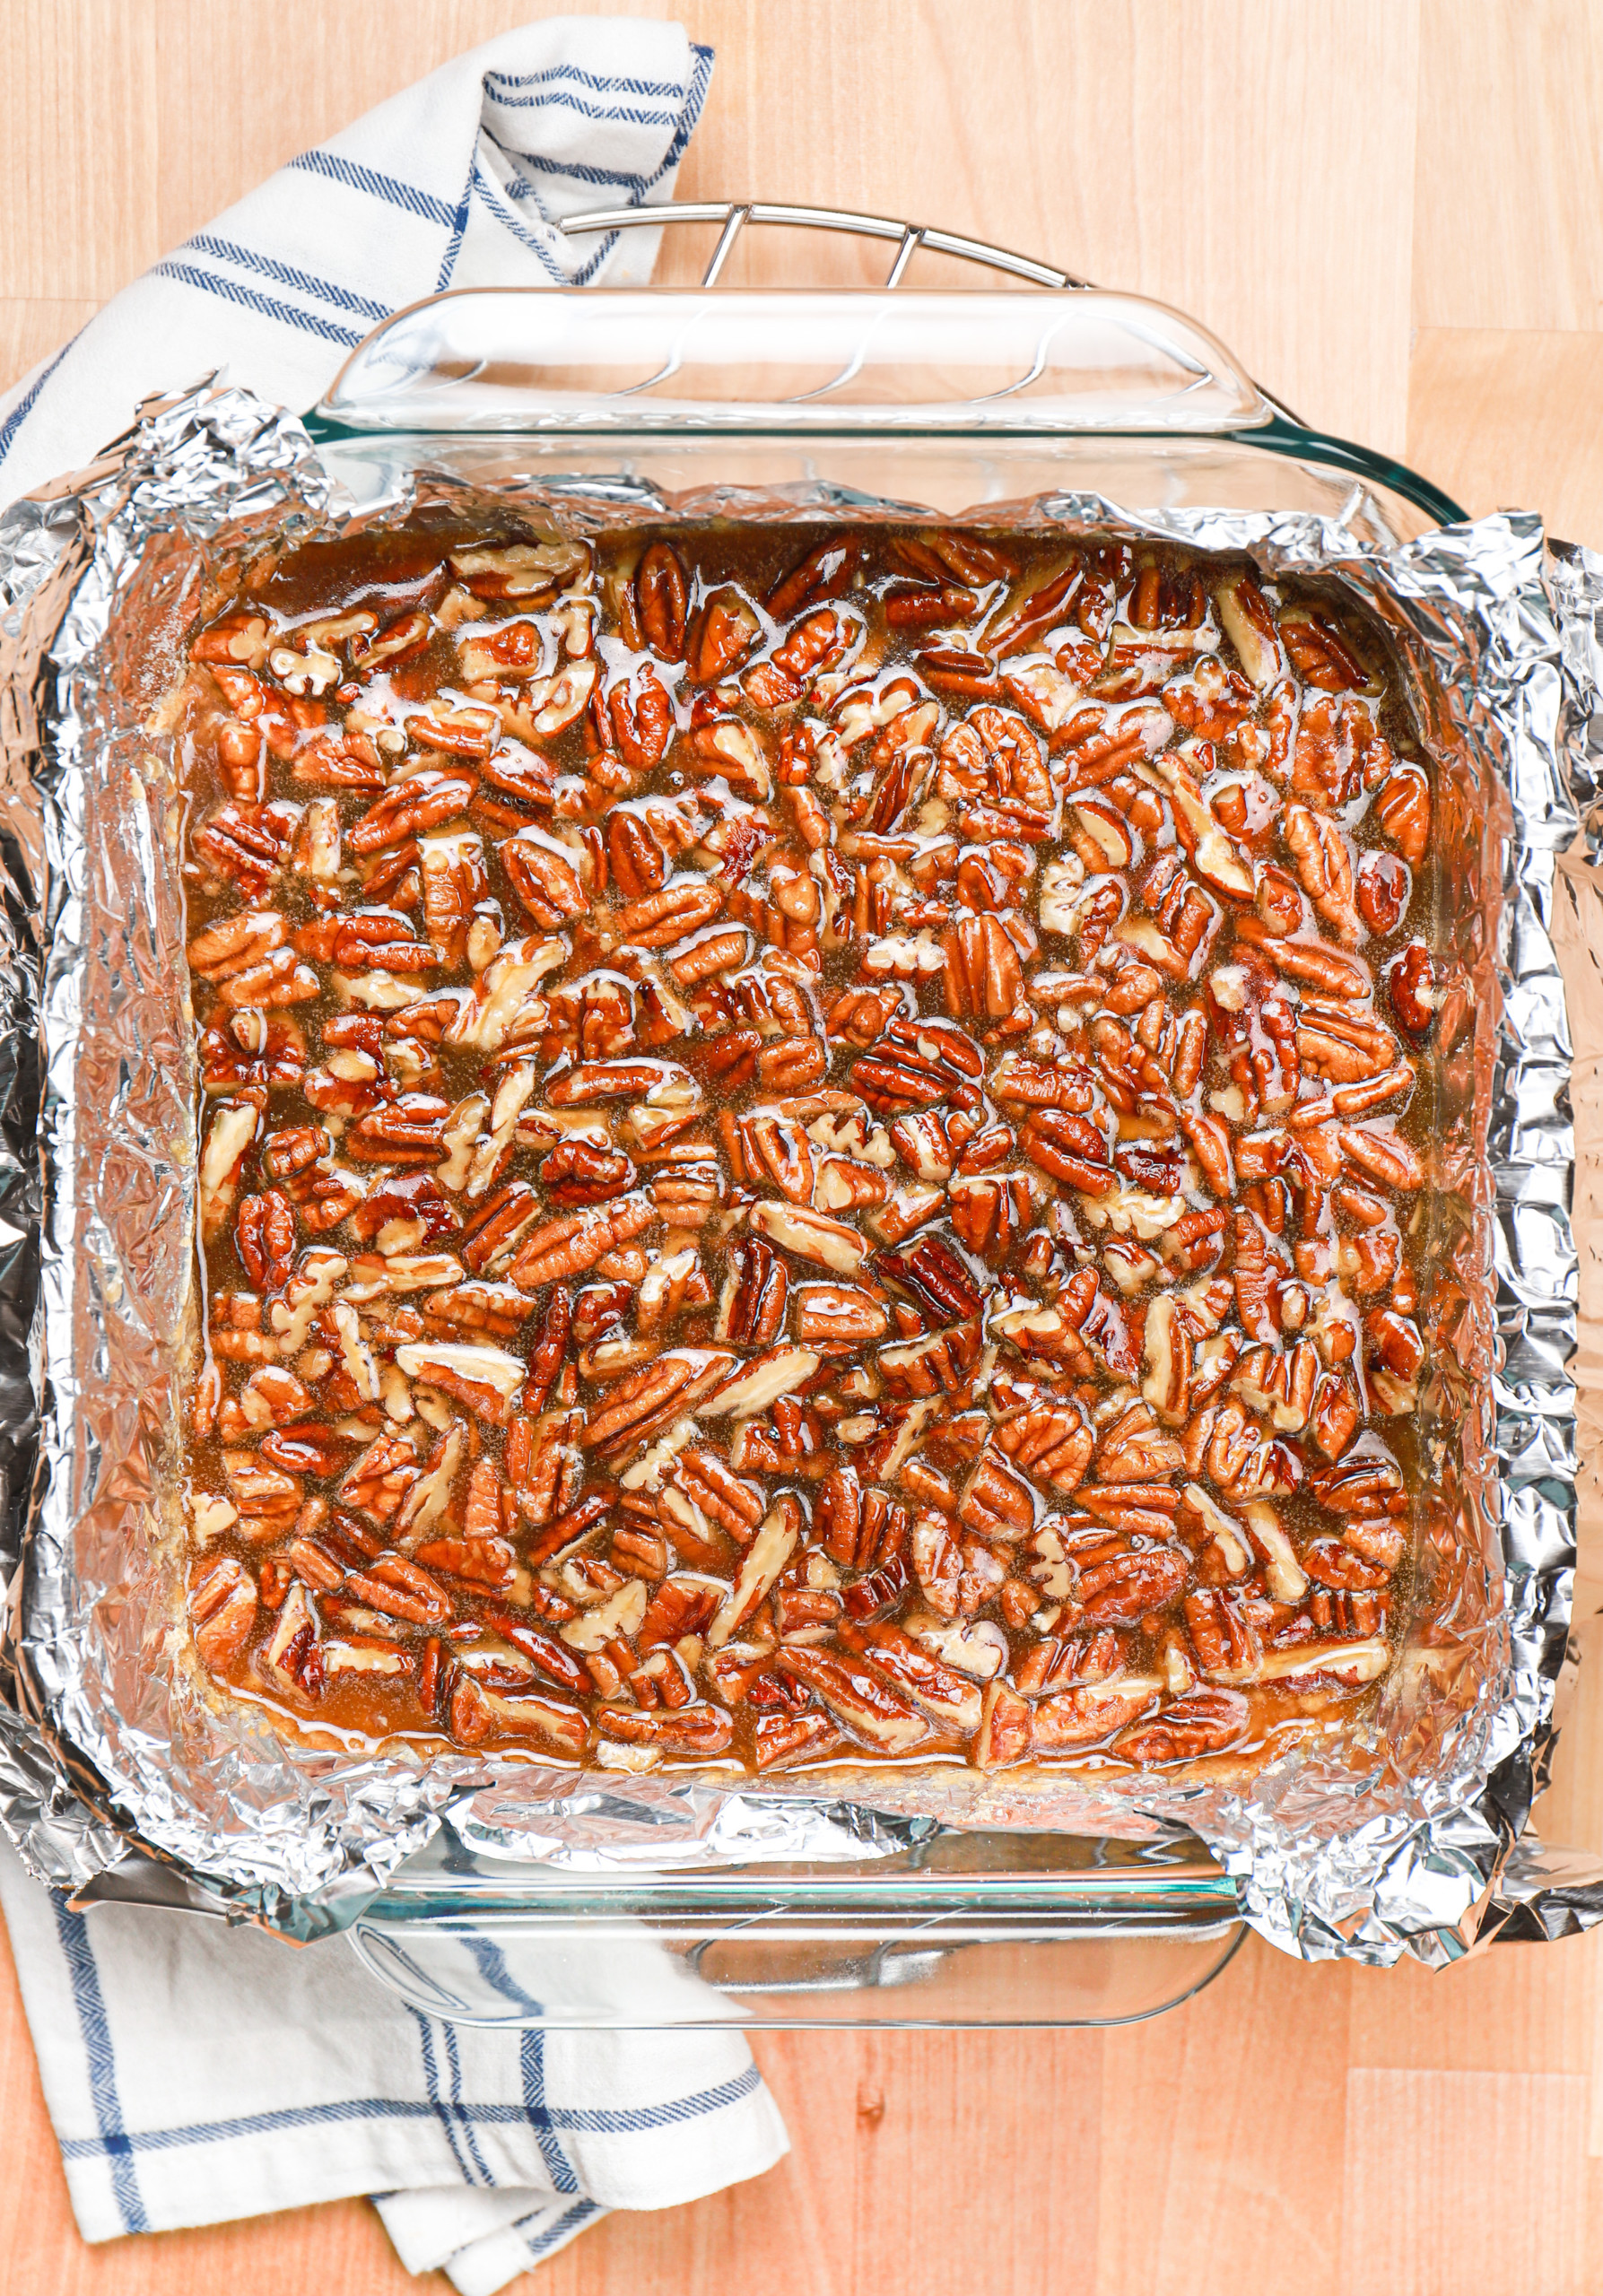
[0,21,791,2284]
[0,13,714,503]
[0,1841,788,2288]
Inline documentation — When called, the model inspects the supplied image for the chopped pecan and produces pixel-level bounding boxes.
[749,1199,867,1276]
[1295,1001,1398,1084]
[943,912,1025,1020]
[597,1702,734,1756]
[819,1468,908,1574]
[971,1680,1032,1770]
[200,1102,259,1243]
[707,1498,802,1646]
[1020,1109,1116,1193]
[957,1449,1036,1540]
[996,1393,1094,1493]
[686,586,761,683]
[1072,1545,1189,1624]
[1184,1398,1302,1501]
[701,1344,820,1420]
[450,539,588,602]
[1214,574,1282,689]
[346,1094,452,1164]
[1279,606,1369,692]
[1030,1681,1155,1747]
[608,807,669,899]
[713,1237,788,1346]
[754,1709,848,1770]
[449,1674,588,1752]
[193,799,301,897]
[670,1449,764,1546]
[262,1580,324,1700]
[843,1622,981,1731]
[876,1231,983,1322]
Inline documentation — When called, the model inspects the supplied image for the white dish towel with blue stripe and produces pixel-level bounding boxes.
[0,16,791,2284]
[0,13,715,502]
[0,1835,788,2288]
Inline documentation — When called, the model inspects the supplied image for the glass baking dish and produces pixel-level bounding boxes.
[288,222,1468,2028]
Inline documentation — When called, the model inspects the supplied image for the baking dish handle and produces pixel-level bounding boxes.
[317,283,1274,439]
[316,198,1276,439]
[343,1902,1246,2030]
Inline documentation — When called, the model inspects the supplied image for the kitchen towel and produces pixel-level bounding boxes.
[0,17,791,2287]
[0,13,714,503]
[0,1840,788,2287]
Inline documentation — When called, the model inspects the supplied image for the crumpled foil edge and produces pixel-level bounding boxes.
[1189,506,1596,1962]
[0,380,1595,1960]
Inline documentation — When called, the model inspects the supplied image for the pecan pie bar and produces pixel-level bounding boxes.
[179,517,1441,1779]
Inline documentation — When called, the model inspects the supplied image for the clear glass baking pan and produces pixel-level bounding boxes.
[290,204,1467,2029]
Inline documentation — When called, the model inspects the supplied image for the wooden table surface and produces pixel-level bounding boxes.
[4,2,1603,2289]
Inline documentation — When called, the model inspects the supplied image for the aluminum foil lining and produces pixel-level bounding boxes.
[0,378,1597,1959]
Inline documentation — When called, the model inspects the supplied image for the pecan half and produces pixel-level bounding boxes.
[540,1138,637,1205]
[501,831,588,927]
[509,1193,657,1287]
[1372,761,1431,865]
[774,1645,929,1752]
[348,771,477,856]
[191,1557,257,1673]
[635,543,690,660]
[1115,1686,1250,1764]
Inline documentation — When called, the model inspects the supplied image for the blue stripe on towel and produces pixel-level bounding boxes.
[440,2016,495,2187]
[433,147,477,293]
[488,42,710,205]
[489,144,658,196]
[54,2058,767,2161]
[410,2009,478,2186]
[533,2062,764,2134]
[287,148,459,229]
[150,262,363,346]
[520,2029,580,2193]
[484,63,694,99]
[184,235,392,324]
[464,1933,544,2020]
[468,160,616,286]
[480,88,685,128]
[0,336,74,468]
[51,1900,146,2233]
[518,2196,603,2257]
[666,45,717,174]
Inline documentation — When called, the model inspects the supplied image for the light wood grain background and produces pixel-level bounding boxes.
[3,2,1603,2291]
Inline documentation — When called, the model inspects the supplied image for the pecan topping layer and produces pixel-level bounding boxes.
[180,522,1438,1778]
